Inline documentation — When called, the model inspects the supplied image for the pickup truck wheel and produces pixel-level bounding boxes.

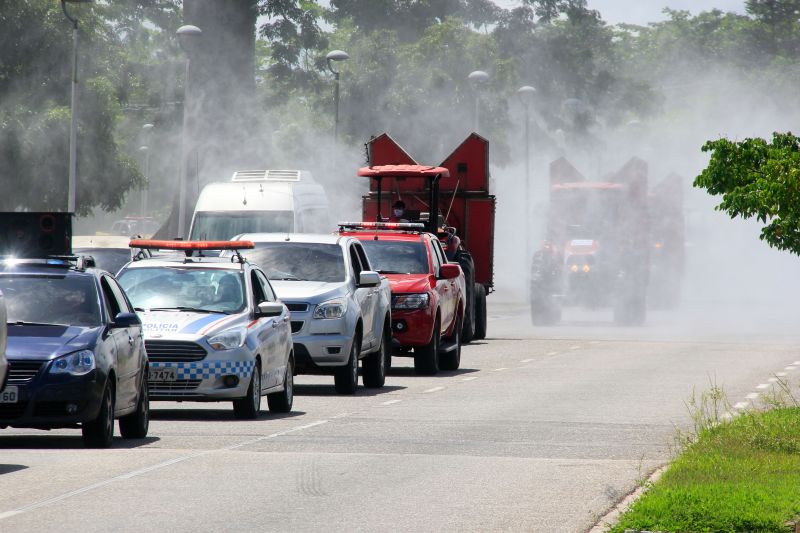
[362,329,387,388]
[233,362,261,419]
[439,318,461,371]
[474,284,488,340]
[414,321,440,375]
[334,336,359,394]
[82,381,115,448]
[119,374,149,439]
[267,358,293,413]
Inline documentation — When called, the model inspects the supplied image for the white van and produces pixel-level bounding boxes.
[188,170,331,241]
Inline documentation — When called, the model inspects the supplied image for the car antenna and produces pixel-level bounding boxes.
[242,185,247,206]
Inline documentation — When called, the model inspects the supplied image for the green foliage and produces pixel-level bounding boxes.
[695,133,800,255]
[611,408,800,533]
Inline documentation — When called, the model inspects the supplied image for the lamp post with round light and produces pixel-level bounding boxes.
[60,0,92,213]
[176,25,202,238]
[326,50,349,143]
[468,70,489,134]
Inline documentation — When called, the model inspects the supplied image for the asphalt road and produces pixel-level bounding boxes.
[1,299,798,532]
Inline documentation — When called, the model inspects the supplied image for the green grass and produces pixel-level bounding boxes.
[610,407,800,533]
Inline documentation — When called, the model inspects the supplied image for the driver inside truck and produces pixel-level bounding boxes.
[388,200,408,223]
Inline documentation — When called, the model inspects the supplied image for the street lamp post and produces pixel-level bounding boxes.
[468,70,489,133]
[139,123,153,218]
[61,0,92,213]
[517,85,536,268]
[326,50,349,143]
[176,25,202,239]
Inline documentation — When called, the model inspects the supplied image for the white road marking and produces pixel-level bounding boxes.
[589,341,601,345]
[547,351,558,356]
[746,393,760,400]
[733,401,749,410]
[0,419,330,521]
[785,366,797,371]
[569,346,580,350]
[794,361,800,366]
[756,383,770,390]
[381,399,401,406]
[520,358,534,363]
[776,372,788,377]
[330,412,350,419]
[462,376,477,381]
[768,377,779,383]
[492,367,508,372]
[423,386,444,393]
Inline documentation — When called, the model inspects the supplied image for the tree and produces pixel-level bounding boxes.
[694,132,800,255]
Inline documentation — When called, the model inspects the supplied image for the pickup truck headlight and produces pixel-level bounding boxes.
[208,327,247,351]
[50,350,95,376]
[314,298,347,319]
[392,293,430,310]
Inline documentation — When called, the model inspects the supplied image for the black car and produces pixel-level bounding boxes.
[0,258,149,447]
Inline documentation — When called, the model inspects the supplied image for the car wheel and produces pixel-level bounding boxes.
[439,317,461,371]
[334,335,359,395]
[474,284,488,340]
[267,358,294,413]
[414,319,440,375]
[233,362,261,419]
[82,381,115,448]
[362,326,387,388]
[119,373,149,439]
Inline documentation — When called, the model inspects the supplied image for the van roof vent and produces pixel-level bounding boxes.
[231,170,302,182]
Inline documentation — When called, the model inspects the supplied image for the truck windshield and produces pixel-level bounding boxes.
[190,211,293,241]
[247,243,345,283]
[359,240,429,275]
[0,274,101,327]
[117,267,245,314]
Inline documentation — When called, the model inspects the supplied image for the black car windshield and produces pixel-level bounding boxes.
[359,240,429,274]
[247,243,345,282]
[190,211,293,241]
[0,274,101,327]
[117,267,245,313]
[74,248,130,275]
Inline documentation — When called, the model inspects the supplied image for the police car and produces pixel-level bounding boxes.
[116,240,293,418]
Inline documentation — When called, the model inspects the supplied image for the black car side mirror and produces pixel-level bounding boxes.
[112,312,141,328]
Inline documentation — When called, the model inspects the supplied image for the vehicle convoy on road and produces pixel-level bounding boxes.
[116,239,294,418]
[230,233,392,394]
[529,158,685,326]
[188,169,330,241]
[340,222,465,374]
[0,212,149,448]
[359,133,495,342]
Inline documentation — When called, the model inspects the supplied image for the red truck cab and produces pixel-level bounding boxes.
[340,223,465,375]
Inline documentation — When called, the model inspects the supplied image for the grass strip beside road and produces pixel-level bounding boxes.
[611,407,800,533]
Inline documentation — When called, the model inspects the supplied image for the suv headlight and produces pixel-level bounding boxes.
[314,298,347,319]
[208,327,247,351]
[392,293,429,310]
[50,350,95,376]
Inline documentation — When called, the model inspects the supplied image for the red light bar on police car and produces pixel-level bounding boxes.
[338,221,425,231]
[128,239,255,250]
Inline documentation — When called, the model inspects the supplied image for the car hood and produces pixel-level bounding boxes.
[138,311,244,339]
[270,281,347,302]
[385,274,432,293]
[6,325,101,360]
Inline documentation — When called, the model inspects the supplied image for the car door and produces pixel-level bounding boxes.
[349,243,374,351]
[355,242,385,341]
[99,276,136,411]
[109,276,145,402]
[256,270,291,384]
[427,238,452,332]
[432,239,456,329]
[247,269,274,389]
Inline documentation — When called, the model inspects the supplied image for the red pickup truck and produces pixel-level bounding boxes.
[340,223,465,375]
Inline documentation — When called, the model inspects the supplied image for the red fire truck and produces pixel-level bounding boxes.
[358,133,495,342]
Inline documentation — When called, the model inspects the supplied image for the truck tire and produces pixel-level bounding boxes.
[457,252,476,343]
[414,320,440,375]
[362,325,388,388]
[334,335,359,394]
[474,285,487,340]
[439,316,461,371]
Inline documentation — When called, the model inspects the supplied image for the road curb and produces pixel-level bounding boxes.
[586,465,668,533]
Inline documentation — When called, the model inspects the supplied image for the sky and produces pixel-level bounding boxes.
[495,0,747,25]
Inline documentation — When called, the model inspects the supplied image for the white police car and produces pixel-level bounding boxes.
[116,240,293,418]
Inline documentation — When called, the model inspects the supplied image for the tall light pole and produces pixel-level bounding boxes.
[468,70,489,134]
[60,0,92,213]
[176,25,202,239]
[518,85,536,268]
[139,123,154,218]
[326,50,349,143]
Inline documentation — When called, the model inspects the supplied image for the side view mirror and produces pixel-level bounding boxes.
[438,263,461,280]
[358,271,381,288]
[256,301,284,318]
[112,312,141,328]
